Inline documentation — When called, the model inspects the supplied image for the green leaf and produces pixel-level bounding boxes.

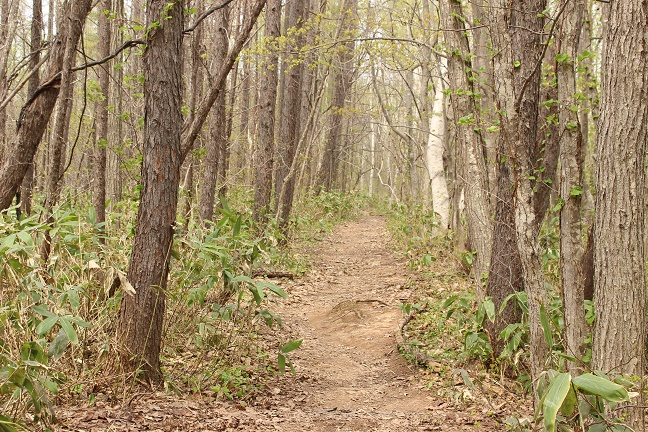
[514,60,521,68]
[35,316,58,335]
[540,303,553,349]
[233,215,242,237]
[58,318,79,345]
[31,305,58,318]
[560,384,577,417]
[572,373,630,402]
[483,298,495,323]
[48,329,70,361]
[542,372,571,432]
[278,353,286,374]
[281,339,303,354]
[0,414,19,432]
[569,186,583,197]
[258,281,288,298]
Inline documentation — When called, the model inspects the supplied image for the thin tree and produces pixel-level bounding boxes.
[200,5,229,223]
[315,0,357,193]
[117,0,184,383]
[556,0,586,374]
[275,0,306,230]
[439,0,492,296]
[253,0,281,221]
[20,0,44,216]
[93,0,112,239]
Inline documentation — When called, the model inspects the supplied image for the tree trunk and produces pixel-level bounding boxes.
[253,0,281,221]
[200,6,229,223]
[41,0,83,260]
[0,0,19,160]
[556,0,586,374]
[117,0,184,383]
[108,0,125,207]
[93,0,112,240]
[315,0,357,193]
[489,0,548,403]
[440,0,492,295]
[592,0,647,428]
[181,4,204,230]
[19,0,44,217]
[0,0,93,211]
[276,0,307,230]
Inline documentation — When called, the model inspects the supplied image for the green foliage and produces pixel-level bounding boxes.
[443,294,494,362]
[522,370,635,432]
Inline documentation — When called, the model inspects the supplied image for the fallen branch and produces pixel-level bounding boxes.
[252,269,295,280]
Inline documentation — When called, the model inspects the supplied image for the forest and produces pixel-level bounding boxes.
[0,0,645,430]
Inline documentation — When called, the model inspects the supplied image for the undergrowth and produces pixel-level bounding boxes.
[385,203,636,432]
[0,188,368,430]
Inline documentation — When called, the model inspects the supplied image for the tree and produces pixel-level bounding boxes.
[489,0,549,401]
[315,0,357,193]
[19,0,44,216]
[440,0,492,294]
[93,0,113,240]
[556,0,586,374]
[200,5,229,223]
[592,0,647,427]
[0,0,93,211]
[275,0,306,231]
[41,0,83,260]
[117,0,184,382]
[253,0,281,221]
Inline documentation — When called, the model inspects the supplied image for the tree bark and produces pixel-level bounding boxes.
[275,0,306,230]
[315,0,357,193]
[0,0,93,211]
[117,0,184,383]
[19,0,44,217]
[440,0,492,296]
[93,0,113,240]
[489,0,548,403]
[200,6,229,223]
[592,0,647,428]
[556,0,586,374]
[253,0,281,221]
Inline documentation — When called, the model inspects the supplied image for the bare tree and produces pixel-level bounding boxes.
[200,6,229,223]
[93,0,113,238]
[117,0,184,382]
[440,0,492,295]
[253,0,281,221]
[19,0,44,216]
[275,0,306,230]
[556,0,586,374]
[0,0,93,211]
[315,0,357,193]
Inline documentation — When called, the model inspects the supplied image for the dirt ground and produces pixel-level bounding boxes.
[57,215,517,431]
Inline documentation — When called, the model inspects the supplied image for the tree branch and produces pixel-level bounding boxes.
[183,0,238,34]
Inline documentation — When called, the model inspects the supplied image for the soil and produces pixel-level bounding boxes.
[57,215,516,431]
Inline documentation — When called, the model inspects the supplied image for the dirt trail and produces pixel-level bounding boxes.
[59,215,499,431]
[262,215,434,431]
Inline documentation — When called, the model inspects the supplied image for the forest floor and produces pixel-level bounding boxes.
[57,215,527,431]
